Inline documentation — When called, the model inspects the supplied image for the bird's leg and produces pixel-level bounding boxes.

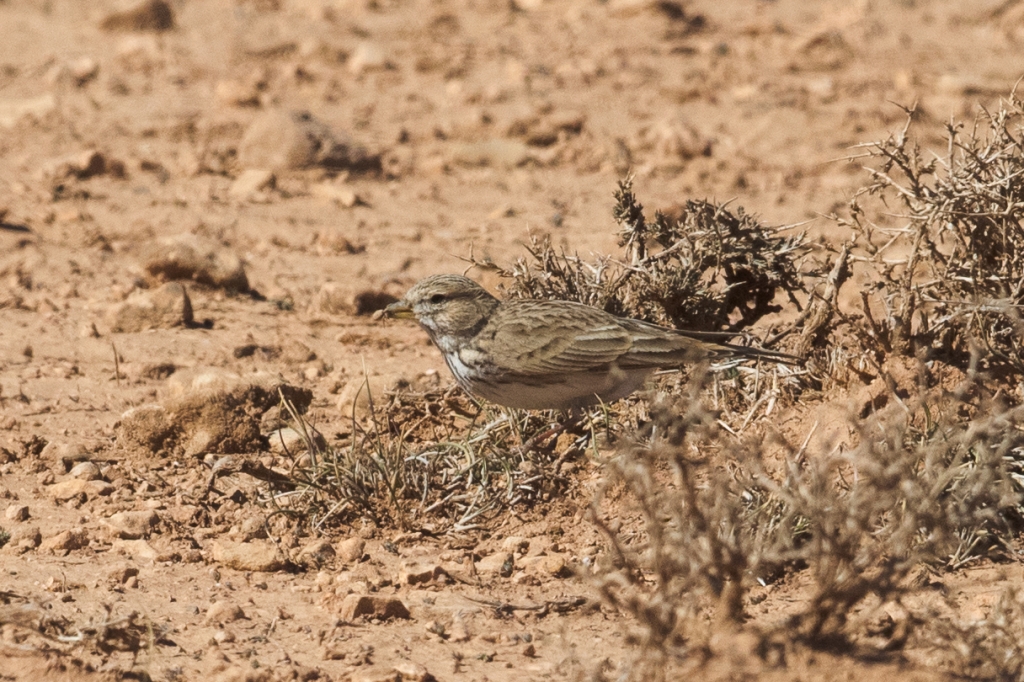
[518,408,586,454]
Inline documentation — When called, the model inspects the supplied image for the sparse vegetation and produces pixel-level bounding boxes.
[263,385,596,533]
[842,95,1024,375]
[471,177,806,336]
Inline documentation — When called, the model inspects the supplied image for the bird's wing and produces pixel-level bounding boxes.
[479,300,638,377]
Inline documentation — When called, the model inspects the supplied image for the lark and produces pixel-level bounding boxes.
[385,274,796,410]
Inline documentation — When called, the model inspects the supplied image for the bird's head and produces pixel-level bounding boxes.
[385,274,500,346]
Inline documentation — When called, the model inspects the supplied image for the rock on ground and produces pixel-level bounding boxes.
[143,234,249,293]
[107,282,194,333]
[238,110,380,172]
[115,372,312,456]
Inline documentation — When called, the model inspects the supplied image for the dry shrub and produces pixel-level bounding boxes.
[472,176,805,333]
[843,94,1024,374]
[923,587,1024,679]
[590,369,1023,679]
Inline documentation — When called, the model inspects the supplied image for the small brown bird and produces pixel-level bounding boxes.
[385,274,794,410]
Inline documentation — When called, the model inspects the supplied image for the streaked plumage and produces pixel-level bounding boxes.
[385,274,794,410]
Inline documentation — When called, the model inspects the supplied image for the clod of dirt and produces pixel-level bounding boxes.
[39,149,127,181]
[111,538,159,561]
[313,228,365,255]
[6,526,41,553]
[117,371,312,457]
[336,373,411,418]
[99,0,175,32]
[238,110,380,172]
[393,661,433,682]
[312,282,398,316]
[311,182,361,208]
[337,594,411,622]
[398,562,449,586]
[475,552,515,576]
[521,554,569,577]
[143,234,249,293]
[506,111,586,147]
[211,539,288,572]
[40,527,89,552]
[447,139,532,168]
[108,282,194,333]
[228,169,275,200]
[338,537,366,563]
[0,94,56,129]
[48,478,114,501]
[296,539,335,568]
[40,440,93,466]
[103,510,159,539]
[205,600,246,624]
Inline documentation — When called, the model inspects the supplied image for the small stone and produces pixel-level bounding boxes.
[0,94,56,129]
[348,41,389,74]
[41,528,89,552]
[69,57,100,86]
[205,600,246,624]
[522,643,536,657]
[143,234,248,293]
[215,79,260,107]
[448,139,531,168]
[313,229,364,255]
[68,461,101,480]
[48,478,114,500]
[211,540,287,572]
[99,0,175,32]
[229,169,275,200]
[40,440,90,465]
[107,564,140,584]
[501,536,530,554]
[338,595,410,621]
[311,182,360,207]
[238,110,378,172]
[108,282,194,333]
[297,539,336,568]
[40,149,125,181]
[475,552,514,576]
[104,510,159,539]
[521,554,569,577]
[392,661,430,682]
[267,427,326,455]
[213,628,236,644]
[337,537,366,563]
[4,505,29,522]
[449,615,470,642]
[397,562,449,586]
[111,538,159,561]
[337,374,410,418]
[8,526,41,553]
[312,283,397,316]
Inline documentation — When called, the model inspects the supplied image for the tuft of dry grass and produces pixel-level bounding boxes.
[257,384,599,533]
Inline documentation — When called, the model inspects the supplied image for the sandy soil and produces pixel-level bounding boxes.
[1,0,1023,680]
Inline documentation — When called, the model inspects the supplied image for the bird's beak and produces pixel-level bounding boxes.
[384,301,415,319]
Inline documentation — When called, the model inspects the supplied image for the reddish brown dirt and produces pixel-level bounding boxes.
[1,0,1022,680]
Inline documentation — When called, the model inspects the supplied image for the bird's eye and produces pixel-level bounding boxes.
[429,293,446,304]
